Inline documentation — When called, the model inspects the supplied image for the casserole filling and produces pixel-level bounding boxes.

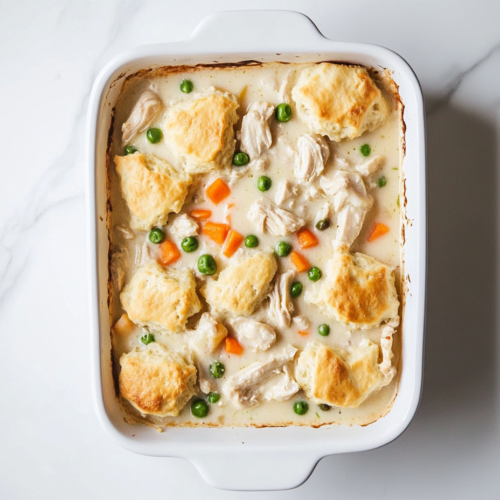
[108,62,403,428]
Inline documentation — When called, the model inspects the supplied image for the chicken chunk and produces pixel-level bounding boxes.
[121,90,163,145]
[229,317,276,352]
[263,364,300,402]
[380,316,399,377]
[169,214,199,240]
[275,180,299,206]
[320,171,373,248]
[248,198,305,236]
[222,345,298,408]
[315,202,330,225]
[278,70,295,104]
[294,134,330,183]
[355,155,385,177]
[189,313,228,355]
[268,269,296,328]
[292,314,310,331]
[240,101,274,159]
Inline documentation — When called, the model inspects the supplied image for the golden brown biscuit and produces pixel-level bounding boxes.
[115,153,191,231]
[120,262,201,334]
[164,88,239,174]
[292,63,389,142]
[119,343,197,417]
[295,340,393,408]
[202,251,277,316]
[305,247,399,329]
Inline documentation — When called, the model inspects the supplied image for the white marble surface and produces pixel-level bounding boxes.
[1,0,500,498]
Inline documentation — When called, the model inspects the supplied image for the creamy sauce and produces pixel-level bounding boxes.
[108,62,403,428]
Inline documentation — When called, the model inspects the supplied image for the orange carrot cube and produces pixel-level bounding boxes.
[225,337,244,355]
[223,230,244,258]
[297,227,319,249]
[289,250,310,272]
[159,240,181,265]
[368,222,390,242]
[190,209,212,220]
[206,178,231,205]
[202,221,229,245]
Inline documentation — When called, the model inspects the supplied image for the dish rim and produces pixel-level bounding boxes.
[86,10,426,491]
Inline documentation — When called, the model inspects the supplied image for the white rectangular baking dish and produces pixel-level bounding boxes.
[86,10,426,491]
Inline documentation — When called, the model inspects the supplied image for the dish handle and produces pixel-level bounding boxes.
[190,450,319,491]
[189,10,325,51]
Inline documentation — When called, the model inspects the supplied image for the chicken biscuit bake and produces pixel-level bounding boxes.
[107,61,404,428]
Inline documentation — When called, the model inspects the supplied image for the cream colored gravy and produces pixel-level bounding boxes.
[108,62,403,428]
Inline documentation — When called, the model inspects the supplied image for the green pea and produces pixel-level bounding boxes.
[318,324,330,336]
[377,176,387,188]
[245,235,259,248]
[207,392,221,404]
[149,227,165,244]
[191,399,208,418]
[181,236,199,253]
[294,401,309,415]
[290,282,303,298]
[233,152,249,166]
[124,144,137,155]
[315,219,330,231]
[209,361,225,379]
[180,79,194,93]
[198,254,217,275]
[147,128,163,144]
[318,404,331,411]
[257,176,272,192]
[275,103,292,122]
[360,144,371,157]
[308,267,322,282]
[276,241,292,257]
[140,333,155,345]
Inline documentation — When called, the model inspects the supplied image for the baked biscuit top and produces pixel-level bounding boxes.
[292,63,389,142]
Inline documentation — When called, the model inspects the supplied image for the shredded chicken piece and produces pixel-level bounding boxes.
[135,240,152,266]
[121,90,163,145]
[380,316,399,376]
[356,155,385,176]
[116,225,135,239]
[315,202,330,224]
[248,198,305,236]
[294,134,330,183]
[222,345,297,408]
[292,315,310,331]
[240,101,274,159]
[278,70,294,104]
[111,247,128,291]
[169,214,198,240]
[305,186,323,201]
[263,364,300,402]
[189,313,228,355]
[268,269,296,328]
[230,317,276,352]
[275,180,299,206]
[320,171,373,248]
[334,155,351,169]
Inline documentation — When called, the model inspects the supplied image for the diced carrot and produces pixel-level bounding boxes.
[202,221,229,245]
[159,240,181,265]
[206,178,231,205]
[223,230,244,258]
[113,313,135,336]
[225,337,244,355]
[368,222,390,242]
[297,227,319,249]
[298,330,309,337]
[289,250,310,272]
[190,209,212,220]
